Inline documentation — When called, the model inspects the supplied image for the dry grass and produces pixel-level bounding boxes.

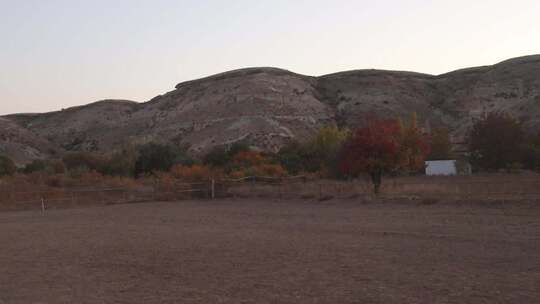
[224,174,540,201]
[2,173,540,211]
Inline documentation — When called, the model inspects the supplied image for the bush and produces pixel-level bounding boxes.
[102,147,138,177]
[23,159,66,175]
[203,142,251,168]
[277,141,306,174]
[63,152,106,172]
[277,126,348,176]
[469,112,523,171]
[171,164,213,182]
[203,146,229,167]
[0,155,16,177]
[134,143,194,177]
[45,175,65,188]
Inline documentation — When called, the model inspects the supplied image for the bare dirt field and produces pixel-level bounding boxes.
[0,199,539,304]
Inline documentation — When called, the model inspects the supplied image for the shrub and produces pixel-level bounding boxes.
[23,159,66,175]
[171,164,213,182]
[102,147,138,177]
[63,152,106,172]
[468,112,524,171]
[203,146,229,167]
[45,175,65,188]
[277,141,306,175]
[231,151,266,168]
[203,142,251,168]
[134,143,194,177]
[277,126,348,176]
[0,155,16,177]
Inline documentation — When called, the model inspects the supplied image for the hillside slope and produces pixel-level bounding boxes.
[3,55,540,164]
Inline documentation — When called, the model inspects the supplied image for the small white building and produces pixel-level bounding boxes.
[425,160,457,176]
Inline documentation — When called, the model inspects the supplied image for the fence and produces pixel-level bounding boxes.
[0,180,211,212]
[2,175,540,212]
[216,175,540,201]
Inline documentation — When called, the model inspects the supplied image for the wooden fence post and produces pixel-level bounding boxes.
[279,180,282,201]
[251,177,255,196]
[211,179,215,200]
[41,197,45,216]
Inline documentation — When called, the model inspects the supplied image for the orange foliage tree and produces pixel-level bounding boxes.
[397,113,431,173]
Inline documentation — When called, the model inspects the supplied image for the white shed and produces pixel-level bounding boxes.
[425,160,457,176]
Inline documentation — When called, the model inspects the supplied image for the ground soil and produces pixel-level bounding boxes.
[0,199,539,303]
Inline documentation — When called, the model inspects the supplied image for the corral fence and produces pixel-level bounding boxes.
[0,181,211,212]
[215,175,540,201]
[2,175,540,212]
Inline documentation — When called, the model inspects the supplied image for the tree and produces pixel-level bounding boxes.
[468,112,524,171]
[62,152,106,172]
[428,127,454,160]
[397,113,431,172]
[0,155,16,177]
[277,141,306,175]
[310,126,349,176]
[23,159,49,174]
[520,132,540,171]
[277,126,348,176]
[203,142,251,168]
[102,146,138,177]
[23,159,65,175]
[134,143,192,177]
[339,118,430,194]
[339,120,402,194]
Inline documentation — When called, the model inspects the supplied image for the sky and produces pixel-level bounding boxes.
[1,0,539,115]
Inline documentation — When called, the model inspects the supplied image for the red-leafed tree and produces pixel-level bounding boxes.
[339,117,430,194]
[339,120,401,194]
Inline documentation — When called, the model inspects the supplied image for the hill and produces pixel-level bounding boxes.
[2,55,540,164]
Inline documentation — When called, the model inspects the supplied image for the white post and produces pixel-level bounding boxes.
[41,198,45,216]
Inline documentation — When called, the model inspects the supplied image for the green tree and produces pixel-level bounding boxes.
[23,159,65,175]
[311,126,349,176]
[520,133,540,171]
[468,112,524,171]
[63,152,106,172]
[0,155,16,177]
[203,141,251,169]
[134,143,193,177]
[103,146,138,177]
[277,141,306,175]
[278,126,348,175]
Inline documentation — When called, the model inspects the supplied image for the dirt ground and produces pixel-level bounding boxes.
[0,199,539,304]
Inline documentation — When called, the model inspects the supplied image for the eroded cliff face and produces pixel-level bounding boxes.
[0,117,61,164]
[3,55,540,164]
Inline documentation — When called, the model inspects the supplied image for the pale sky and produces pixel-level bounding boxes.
[1,0,539,115]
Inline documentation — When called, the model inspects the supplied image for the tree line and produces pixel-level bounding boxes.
[1,112,539,194]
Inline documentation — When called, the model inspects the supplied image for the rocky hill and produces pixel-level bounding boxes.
[2,55,540,165]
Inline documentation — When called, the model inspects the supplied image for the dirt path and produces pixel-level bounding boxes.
[0,199,539,303]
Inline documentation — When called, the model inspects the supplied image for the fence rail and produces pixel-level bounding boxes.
[2,175,540,212]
